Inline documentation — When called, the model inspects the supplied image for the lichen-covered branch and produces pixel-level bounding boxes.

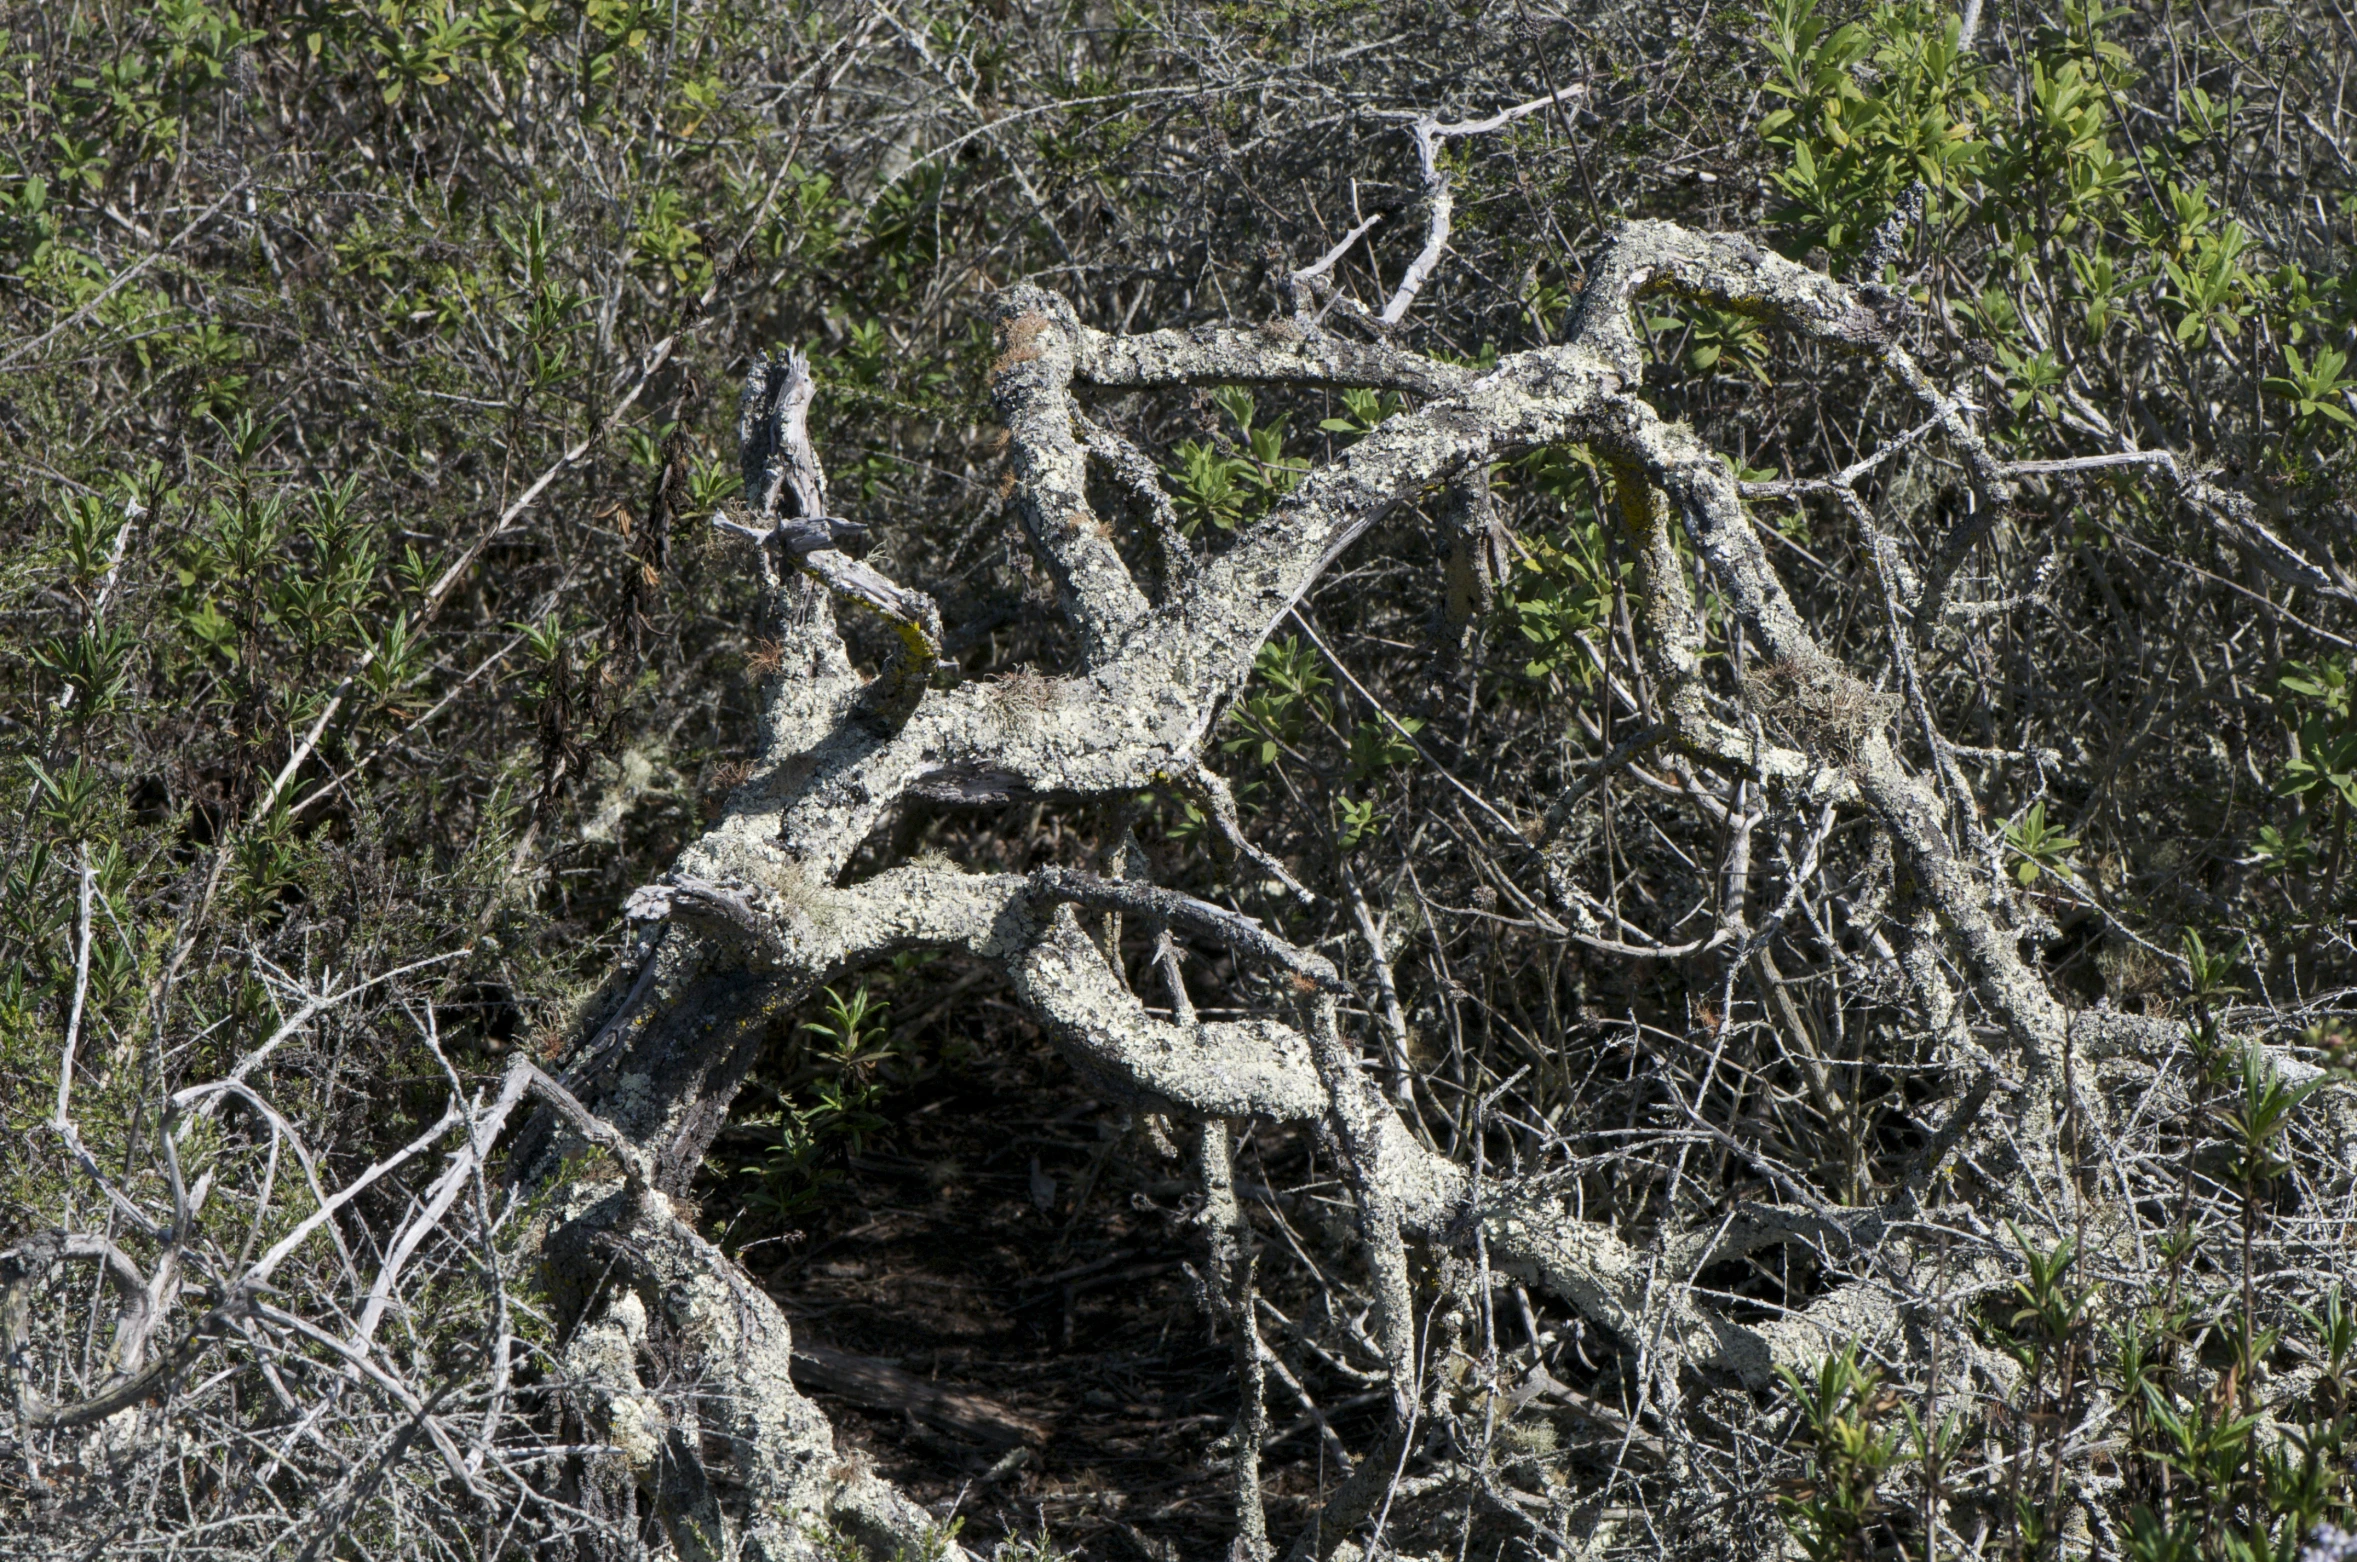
[506,208,2315,1562]
[1075,322,1474,398]
[991,286,1153,656]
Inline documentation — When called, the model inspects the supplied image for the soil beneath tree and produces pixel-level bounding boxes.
[703,1000,1385,1562]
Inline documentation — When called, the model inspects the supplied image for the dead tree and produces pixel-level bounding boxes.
[494,188,2353,1555]
[10,113,2353,1561]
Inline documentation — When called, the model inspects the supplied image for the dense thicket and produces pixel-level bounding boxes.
[2,2,2354,1559]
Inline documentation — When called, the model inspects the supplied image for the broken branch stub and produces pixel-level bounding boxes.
[741,349,828,523]
[719,350,943,715]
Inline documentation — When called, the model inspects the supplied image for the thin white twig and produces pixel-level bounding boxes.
[0,178,252,372]
[220,947,474,1087]
[1999,450,2180,478]
[1374,87,1584,325]
[53,853,95,1130]
[247,1099,466,1285]
[350,1048,533,1348]
[251,1302,486,1498]
[1738,413,1945,498]
[172,1077,363,1290]
[1288,213,1384,326]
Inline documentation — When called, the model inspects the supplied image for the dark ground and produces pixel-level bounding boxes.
[699,990,1397,1562]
